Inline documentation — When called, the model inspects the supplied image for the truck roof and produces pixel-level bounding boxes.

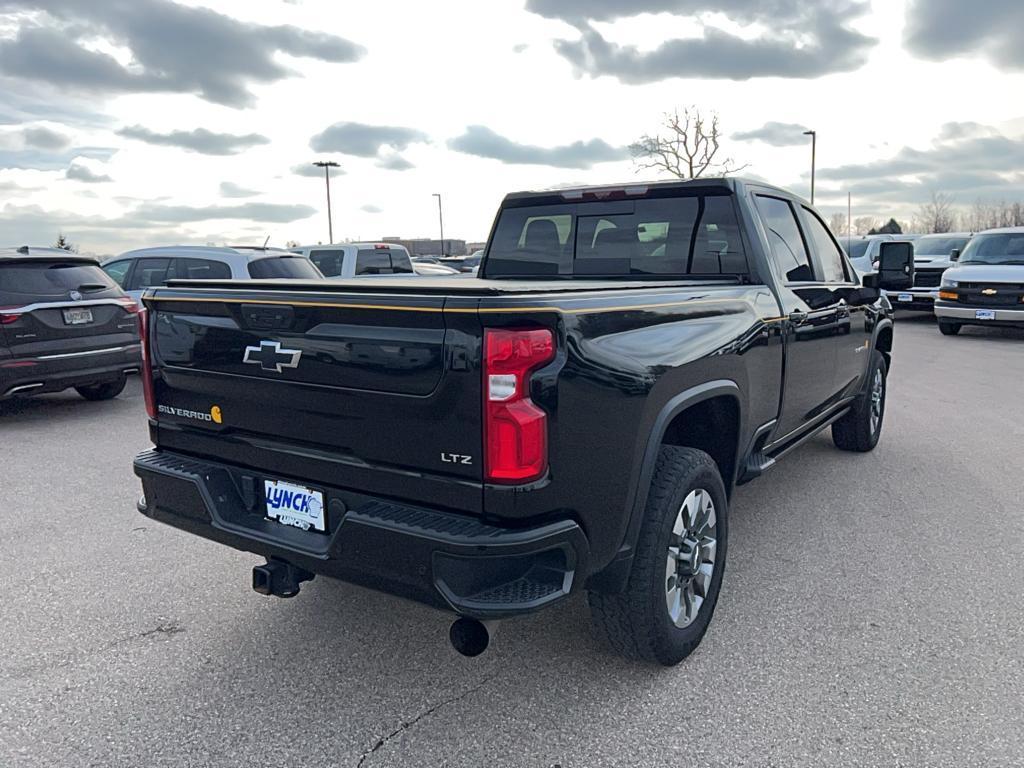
[502,177,802,205]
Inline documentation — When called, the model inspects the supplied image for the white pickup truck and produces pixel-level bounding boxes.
[289,242,415,278]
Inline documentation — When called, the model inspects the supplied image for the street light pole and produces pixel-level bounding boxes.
[803,130,816,205]
[313,160,340,243]
[432,193,445,256]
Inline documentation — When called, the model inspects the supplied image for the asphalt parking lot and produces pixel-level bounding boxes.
[2,315,1022,768]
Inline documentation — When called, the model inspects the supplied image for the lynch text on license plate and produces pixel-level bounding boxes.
[264,479,325,532]
[975,309,996,320]
[63,307,93,325]
[897,293,913,302]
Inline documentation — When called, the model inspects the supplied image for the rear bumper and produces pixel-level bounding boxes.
[883,288,936,312]
[133,449,588,619]
[935,303,1024,326]
[0,343,140,398]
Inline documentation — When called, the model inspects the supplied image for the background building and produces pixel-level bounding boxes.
[382,237,467,256]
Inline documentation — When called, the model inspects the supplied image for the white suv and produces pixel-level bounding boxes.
[103,246,322,302]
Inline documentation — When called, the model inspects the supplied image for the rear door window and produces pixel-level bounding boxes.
[102,259,132,287]
[126,258,172,291]
[485,195,751,279]
[0,261,121,304]
[754,196,815,282]
[174,258,231,280]
[247,256,322,279]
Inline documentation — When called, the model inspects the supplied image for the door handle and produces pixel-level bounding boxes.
[788,309,808,323]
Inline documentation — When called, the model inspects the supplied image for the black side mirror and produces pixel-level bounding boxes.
[949,248,960,261]
[877,241,914,291]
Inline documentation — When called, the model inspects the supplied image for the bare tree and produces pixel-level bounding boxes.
[631,107,749,179]
[913,191,957,233]
[827,212,849,237]
[853,216,878,236]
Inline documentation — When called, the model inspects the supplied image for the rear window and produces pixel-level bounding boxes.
[484,194,751,279]
[355,248,414,275]
[0,261,121,304]
[247,256,322,279]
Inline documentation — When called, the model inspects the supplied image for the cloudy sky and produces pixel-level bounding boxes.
[0,0,1022,255]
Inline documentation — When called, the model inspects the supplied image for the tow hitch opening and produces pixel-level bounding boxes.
[252,559,314,598]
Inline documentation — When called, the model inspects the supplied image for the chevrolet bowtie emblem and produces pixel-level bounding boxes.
[981,288,998,295]
[243,340,302,373]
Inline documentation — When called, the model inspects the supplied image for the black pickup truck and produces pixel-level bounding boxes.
[133,178,914,665]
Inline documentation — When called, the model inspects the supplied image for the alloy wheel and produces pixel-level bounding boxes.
[665,488,717,628]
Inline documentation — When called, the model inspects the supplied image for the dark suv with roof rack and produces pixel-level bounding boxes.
[1,247,140,402]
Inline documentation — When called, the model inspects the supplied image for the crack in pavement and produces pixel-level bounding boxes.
[2,621,185,683]
[356,672,498,767]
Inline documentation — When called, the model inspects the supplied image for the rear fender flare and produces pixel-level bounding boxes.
[588,380,742,593]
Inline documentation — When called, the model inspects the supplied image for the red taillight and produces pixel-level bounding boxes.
[0,308,21,324]
[484,328,555,484]
[116,296,140,314]
[139,307,156,419]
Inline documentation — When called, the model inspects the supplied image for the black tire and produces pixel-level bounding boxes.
[588,446,728,666]
[832,350,887,452]
[938,320,961,336]
[75,374,127,401]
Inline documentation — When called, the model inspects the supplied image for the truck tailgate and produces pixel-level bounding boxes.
[145,287,483,513]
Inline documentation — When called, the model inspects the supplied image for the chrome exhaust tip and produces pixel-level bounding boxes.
[449,617,497,657]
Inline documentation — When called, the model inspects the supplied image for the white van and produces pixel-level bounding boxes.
[289,243,415,278]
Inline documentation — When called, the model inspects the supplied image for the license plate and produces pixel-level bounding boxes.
[897,293,913,302]
[62,307,93,325]
[975,309,996,320]
[264,479,325,532]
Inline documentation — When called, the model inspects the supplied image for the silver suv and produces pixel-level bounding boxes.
[102,246,323,302]
[935,227,1024,335]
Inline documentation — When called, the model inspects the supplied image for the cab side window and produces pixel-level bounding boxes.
[801,208,850,283]
[754,196,814,282]
[309,249,343,277]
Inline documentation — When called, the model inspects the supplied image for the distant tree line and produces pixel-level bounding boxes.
[828,193,1024,238]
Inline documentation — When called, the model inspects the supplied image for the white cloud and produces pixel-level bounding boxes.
[0,0,1022,252]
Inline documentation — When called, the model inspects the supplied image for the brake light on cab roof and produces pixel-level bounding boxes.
[560,185,649,201]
